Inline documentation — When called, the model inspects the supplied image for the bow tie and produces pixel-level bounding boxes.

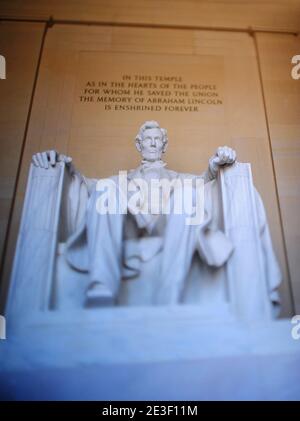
[140,160,167,171]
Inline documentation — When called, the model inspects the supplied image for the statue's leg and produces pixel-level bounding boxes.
[85,190,124,307]
[156,202,197,305]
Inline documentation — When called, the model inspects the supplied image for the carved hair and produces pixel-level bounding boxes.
[135,120,168,145]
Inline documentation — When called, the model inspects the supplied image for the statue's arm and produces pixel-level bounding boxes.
[201,146,237,182]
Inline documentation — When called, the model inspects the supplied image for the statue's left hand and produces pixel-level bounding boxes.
[209,146,236,177]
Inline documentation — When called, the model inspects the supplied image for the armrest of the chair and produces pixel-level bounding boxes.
[219,162,272,321]
[6,162,66,323]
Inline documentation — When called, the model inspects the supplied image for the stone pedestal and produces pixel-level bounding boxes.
[0,308,299,400]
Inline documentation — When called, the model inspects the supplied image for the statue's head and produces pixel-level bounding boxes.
[135,120,168,162]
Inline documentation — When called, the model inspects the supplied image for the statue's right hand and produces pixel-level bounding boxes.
[32,150,72,169]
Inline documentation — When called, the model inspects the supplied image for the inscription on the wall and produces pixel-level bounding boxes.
[79,74,222,112]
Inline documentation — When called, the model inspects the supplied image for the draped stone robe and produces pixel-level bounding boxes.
[62,160,281,311]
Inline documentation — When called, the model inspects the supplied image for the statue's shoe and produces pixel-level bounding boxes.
[84,281,115,307]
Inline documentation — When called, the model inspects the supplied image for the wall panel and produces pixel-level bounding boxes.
[0,21,44,263]
[257,33,300,312]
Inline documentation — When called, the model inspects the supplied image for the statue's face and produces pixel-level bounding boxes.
[137,128,165,161]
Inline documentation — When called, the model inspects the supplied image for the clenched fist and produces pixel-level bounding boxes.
[209,146,236,177]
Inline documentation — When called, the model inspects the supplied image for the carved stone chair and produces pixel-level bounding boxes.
[6,162,280,328]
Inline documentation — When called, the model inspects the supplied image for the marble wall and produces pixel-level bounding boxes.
[1,0,300,33]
